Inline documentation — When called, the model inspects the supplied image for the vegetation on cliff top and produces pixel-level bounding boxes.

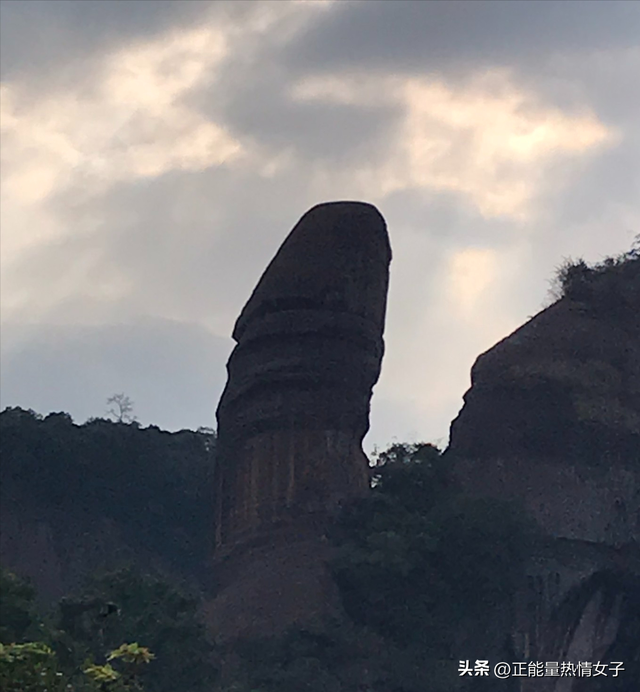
[0,407,216,583]
[549,234,639,312]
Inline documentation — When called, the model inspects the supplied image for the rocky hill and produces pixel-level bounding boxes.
[449,251,640,464]
[446,248,639,686]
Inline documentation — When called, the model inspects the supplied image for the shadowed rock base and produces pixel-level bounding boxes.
[205,530,340,641]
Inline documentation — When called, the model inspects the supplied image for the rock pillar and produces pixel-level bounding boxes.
[208,201,391,641]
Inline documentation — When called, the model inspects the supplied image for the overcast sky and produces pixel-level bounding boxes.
[1,0,639,451]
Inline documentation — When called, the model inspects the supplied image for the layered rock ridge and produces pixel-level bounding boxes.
[209,201,391,640]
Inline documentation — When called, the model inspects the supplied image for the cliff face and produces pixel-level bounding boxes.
[0,498,178,605]
[448,296,640,463]
[447,259,640,688]
[209,201,391,640]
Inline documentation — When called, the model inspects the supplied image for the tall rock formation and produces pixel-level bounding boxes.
[209,201,391,641]
[447,255,640,690]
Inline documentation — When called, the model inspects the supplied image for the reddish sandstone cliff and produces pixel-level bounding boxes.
[209,201,391,640]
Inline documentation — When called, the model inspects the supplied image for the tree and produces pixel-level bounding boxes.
[0,569,42,645]
[1,409,216,582]
[85,643,155,692]
[106,394,136,424]
[546,237,639,307]
[0,570,155,691]
[221,443,532,692]
[329,443,533,689]
[52,568,217,692]
[0,640,154,692]
[0,642,70,692]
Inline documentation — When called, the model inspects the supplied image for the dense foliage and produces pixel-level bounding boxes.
[0,567,216,692]
[0,438,532,691]
[550,235,639,313]
[220,444,534,692]
[2,406,635,690]
[0,407,216,580]
[0,639,155,692]
[332,444,532,650]
[0,569,43,645]
[0,568,157,692]
[52,568,218,692]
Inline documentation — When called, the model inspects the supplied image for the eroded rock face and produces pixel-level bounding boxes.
[448,295,640,462]
[210,202,390,640]
[215,201,390,553]
[446,269,640,688]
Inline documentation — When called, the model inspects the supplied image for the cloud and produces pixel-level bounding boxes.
[0,19,243,329]
[1,0,638,447]
[0,24,240,205]
[0,0,212,82]
[0,0,338,316]
[0,18,241,324]
[291,70,615,218]
[283,0,640,77]
[368,219,531,450]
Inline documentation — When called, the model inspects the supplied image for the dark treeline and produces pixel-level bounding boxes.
[0,413,534,691]
[1,416,636,690]
[1,408,216,582]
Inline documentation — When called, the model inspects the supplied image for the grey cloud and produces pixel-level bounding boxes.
[194,3,639,199]
[284,1,640,78]
[550,140,640,229]
[2,0,638,444]
[513,46,640,136]
[27,162,358,334]
[381,187,519,247]
[0,0,211,82]
[214,75,398,165]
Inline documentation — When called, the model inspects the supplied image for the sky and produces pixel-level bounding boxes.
[1,0,639,452]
